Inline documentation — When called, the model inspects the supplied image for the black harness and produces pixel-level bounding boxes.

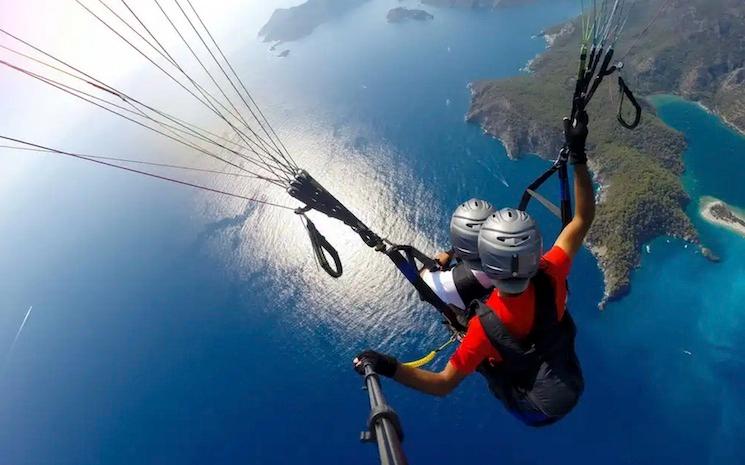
[451,262,492,307]
[473,270,584,427]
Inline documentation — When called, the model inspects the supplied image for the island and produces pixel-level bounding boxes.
[700,196,745,238]
[701,247,721,263]
[387,7,434,23]
[466,0,745,307]
[259,0,370,44]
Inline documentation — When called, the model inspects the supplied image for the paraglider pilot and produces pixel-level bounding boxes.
[354,113,592,427]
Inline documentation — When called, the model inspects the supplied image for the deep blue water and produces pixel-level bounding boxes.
[1,1,744,464]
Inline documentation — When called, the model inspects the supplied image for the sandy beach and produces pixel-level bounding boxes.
[699,196,745,238]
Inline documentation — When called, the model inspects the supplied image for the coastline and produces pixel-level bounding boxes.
[720,112,745,138]
[652,94,745,138]
[521,30,553,73]
[465,14,703,307]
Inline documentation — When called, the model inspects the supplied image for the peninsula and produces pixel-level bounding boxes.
[700,196,745,238]
[387,7,434,23]
[259,0,370,44]
[466,0,745,306]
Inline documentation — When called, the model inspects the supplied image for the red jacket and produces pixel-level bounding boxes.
[450,246,572,374]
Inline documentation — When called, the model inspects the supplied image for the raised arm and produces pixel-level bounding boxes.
[554,113,596,259]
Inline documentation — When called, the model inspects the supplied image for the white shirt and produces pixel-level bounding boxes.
[420,266,493,309]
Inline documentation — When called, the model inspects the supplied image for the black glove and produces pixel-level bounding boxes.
[563,111,589,165]
[353,350,399,378]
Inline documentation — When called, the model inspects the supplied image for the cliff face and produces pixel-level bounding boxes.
[467,0,745,306]
[717,69,745,131]
[468,80,564,159]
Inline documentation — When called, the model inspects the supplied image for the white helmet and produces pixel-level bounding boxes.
[449,199,496,267]
[478,208,543,294]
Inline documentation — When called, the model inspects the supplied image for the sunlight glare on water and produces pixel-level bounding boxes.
[196,109,450,349]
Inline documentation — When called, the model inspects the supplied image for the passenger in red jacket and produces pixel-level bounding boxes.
[354,113,593,426]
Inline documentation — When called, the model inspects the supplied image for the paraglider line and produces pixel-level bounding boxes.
[0,136,296,210]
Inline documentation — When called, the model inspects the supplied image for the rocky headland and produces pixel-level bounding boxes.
[259,0,370,44]
[466,0,745,307]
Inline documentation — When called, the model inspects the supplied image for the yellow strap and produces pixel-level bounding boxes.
[402,351,437,368]
[401,335,457,368]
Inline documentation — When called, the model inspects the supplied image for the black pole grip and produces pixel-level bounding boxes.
[361,365,408,465]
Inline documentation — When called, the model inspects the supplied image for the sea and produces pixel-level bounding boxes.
[1,1,743,464]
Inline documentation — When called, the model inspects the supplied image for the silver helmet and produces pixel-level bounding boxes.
[449,198,496,267]
[478,208,543,294]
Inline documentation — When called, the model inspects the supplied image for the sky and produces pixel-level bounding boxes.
[0,0,304,202]
[0,0,304,135]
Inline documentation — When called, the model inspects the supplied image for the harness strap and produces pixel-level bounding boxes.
[288,170,384,249]
[476,270,560,364]
[301,215,343,278]
[385,247,466,332]
[287,171,468,331]
[452,263,489,307]
[476,300,531,364]
[530,270,558,343]
[617,76,642,129]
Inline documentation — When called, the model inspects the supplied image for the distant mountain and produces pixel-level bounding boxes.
[467,0,745,306]
[422,0,536,8]
[622,0,745,131]
[259,0,370,44]
[259,0,533,45]
[387,7,434,23]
